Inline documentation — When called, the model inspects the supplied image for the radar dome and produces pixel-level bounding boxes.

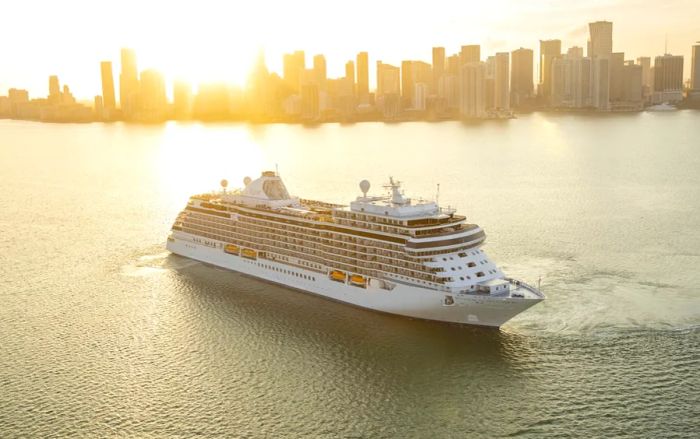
[243,176,252,186]
[220,179,228,188]
[359,179,370,196]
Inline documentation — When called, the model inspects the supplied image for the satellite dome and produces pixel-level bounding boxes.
[243,176,252,186]
[359,179,370,196]
[220,179,228,188]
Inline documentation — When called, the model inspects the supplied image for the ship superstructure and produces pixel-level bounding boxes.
[166,172,544,327]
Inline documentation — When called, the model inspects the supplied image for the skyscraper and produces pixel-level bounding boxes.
[300,69,320,121]
[48,75,60,103]
[459,62,486,118]
[432,47,445,96]
[100,61,116,112]
[460,45,480,66]
[636,57,652,101]
[494,53,510,110]
[691,44,700,91]
[283,51,305,93]
[313,54,326,90]
[401,60,414,107]
[588,21,613,59]
[511,48,534,107]
[345,61,355,84]
[652,54,684,103]
[609,52,625,102]
[139,69,167,121]
[539,39,561,101]
[356,52,369,104]
[173,81,192,120]
[119,48,139,118]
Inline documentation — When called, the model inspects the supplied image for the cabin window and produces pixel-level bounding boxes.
[476,272,485,277]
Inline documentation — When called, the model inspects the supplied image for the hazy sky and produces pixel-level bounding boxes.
[1,0,697,99]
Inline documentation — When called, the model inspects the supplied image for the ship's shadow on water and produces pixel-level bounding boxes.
[162,253,533,370]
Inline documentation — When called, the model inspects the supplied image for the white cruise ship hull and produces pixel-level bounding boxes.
[167,233,542,328]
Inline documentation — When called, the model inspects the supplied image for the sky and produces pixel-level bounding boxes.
[0,0,698,99]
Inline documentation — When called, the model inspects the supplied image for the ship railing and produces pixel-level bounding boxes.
[504,277,545,298]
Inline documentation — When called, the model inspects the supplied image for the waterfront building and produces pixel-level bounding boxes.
[636,57,652,101]
[588,21,613,59]
[48,76,60,103]
[283,51,305,94]
[345,60,355,95]
[432,47,445,97]
[610,52,625,103]
[119,48,139,118]
[173,81,193,120]
[652,54,684,104]
[691,44,700,90]
[460,45,480,67]
[100,61,116,113]
[539,39,561,102]
[356,52,369,105]
[459,62,486,118]
[313,54,326,91]
[413,83,427,111]
[376,61,400,118]
[139,69,167,121]
[511,48,534,107]
[493,52,510,110]
[300,69,320,121]
[401,60,414,109]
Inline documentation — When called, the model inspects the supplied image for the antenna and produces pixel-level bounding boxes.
[665,33,668,55]
[436,183,440,206]
[275,163,279,176]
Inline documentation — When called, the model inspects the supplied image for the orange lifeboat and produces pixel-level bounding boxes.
[241,248,257,259]
[329,270,346,282]
[350,274,367,287]
[224,244,239,255]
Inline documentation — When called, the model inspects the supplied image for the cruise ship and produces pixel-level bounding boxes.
[166,172,544,327]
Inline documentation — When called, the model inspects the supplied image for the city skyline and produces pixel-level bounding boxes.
[1,0,698,98]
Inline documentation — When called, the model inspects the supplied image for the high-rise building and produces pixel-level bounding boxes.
[459,62,486,118]
[592,57,610,110]
[313,54,326,90]
[173,81,193,119]
[588,21,613,59]
[48,75,60,102]
[652,54,684,103]
[100,61,116,112]
[609,52,625,102]
[432,47,445,96]
[636,57,652,100]
[414,83,428,111]
[120,48,139,118]
[376,61,400,96]
[345,60,355,88]
[691,44,700,91]
[139,69,167,121]
[510,48,533,107]
[401,60,414,107]
[356,52,369,104]
[494,52,510,110]
[539,39,561,101]
[300,69,320,121]
[622,62,643,105]
[283,51,305,93]
[460,45,480,66]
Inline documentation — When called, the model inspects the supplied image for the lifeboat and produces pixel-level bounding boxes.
[329,270,346,282]
[224,244,239,255]
[349,274,367,287]
[241,248,257,259]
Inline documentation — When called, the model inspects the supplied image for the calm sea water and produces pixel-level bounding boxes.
[1,113,699,438]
